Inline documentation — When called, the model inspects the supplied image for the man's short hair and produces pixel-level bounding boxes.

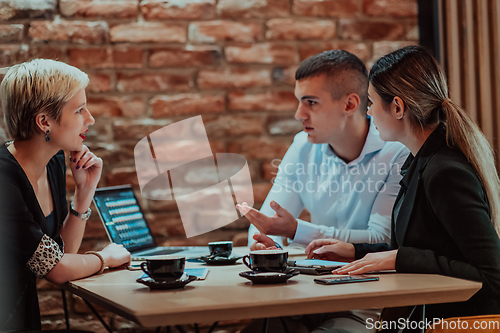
[1,59,89,141]
[295,50,369,112]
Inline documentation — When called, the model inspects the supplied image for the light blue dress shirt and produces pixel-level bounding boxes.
[248,118,409,247]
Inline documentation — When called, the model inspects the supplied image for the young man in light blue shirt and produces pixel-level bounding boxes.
[237,50,409,333]
[238,50,408,252]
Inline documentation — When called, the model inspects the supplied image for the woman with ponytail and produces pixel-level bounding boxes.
[306,46,500,322]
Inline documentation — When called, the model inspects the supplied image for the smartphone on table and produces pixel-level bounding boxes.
[314,275,379,285]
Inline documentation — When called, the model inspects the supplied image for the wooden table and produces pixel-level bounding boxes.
[62,251,482,328]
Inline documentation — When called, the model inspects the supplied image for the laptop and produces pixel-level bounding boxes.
[93,185,209,260]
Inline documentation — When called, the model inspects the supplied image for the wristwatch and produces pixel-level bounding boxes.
[70,202,92,220]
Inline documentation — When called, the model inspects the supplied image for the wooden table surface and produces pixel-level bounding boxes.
[62,248,482,328]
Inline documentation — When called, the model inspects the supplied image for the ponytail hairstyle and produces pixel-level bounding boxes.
[370,45,500,235]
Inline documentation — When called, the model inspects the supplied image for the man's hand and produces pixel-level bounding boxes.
[236,201,297,239]
[250,232,278,251]
[305,239,355,262]
[332,250,398,275]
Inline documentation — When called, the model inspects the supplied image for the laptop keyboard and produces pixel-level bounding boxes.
[132,248,184,260]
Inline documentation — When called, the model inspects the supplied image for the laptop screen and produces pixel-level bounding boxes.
[93,185,156,253]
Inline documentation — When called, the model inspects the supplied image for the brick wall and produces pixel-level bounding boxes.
[0,0,418,331]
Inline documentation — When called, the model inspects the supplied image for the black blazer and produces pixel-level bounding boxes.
[0,145,68,331]
[355,124,500,320]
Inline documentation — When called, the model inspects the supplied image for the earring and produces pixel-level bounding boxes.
[45,130,50,142]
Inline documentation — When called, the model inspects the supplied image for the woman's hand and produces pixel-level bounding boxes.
[332,250,398,275]
[305,239,355,262]
[70,145,103,193]
[99,243,131,268]
[69,145,103,213]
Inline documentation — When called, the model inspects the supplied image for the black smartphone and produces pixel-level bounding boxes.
[314,275,379,285]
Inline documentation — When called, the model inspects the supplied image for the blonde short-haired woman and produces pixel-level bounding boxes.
[0,59,130,331]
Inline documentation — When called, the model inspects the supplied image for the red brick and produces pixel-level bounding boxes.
[225,43,297,65]
[38,291,64,316]
[72,294,107,314]
[253,182,273,204]
[0,44,30,67]
[371,40,417,63]
[339,19,405,41]
[111,314,145,332]
[110,23,186,43]
[267,116,302,136]
[266,19,335,40]
[0,24,23,43]
[60,0,138,19]
[204,115,265,137]
[106,167,139,187]
[69,47,143,69]
[112,118,172,141]
[228,91,297,111]
[228,137,291,160]
[299,41,371,61]
[87,96,144,117]
[363,0,418,17]
[146,197,179,213]
[29,21,108,44]
[0,0,56,21]
[272,65,298,86]
[198,68,271,89]
[151,93,225,117]
[293,0,359,17]
[209,140,226,154]
[218,0,290,19]
[147,213,184,237]
[189,21,263,43]
[149,46,221,68]
[261,159,280,181]
[36,278,58,291]
[141,0,215,20]
[87,73,111,93]
[41,316,109,333]
[406,24,419,41]
[87,142,136,165]
[117,72,192,93]
[30,46,66,61]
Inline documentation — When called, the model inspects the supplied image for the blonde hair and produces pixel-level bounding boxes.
[370,46,500,235]
[0,59,89,141]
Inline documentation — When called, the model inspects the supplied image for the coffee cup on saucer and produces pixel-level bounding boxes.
[242,249,288,273]
[208,241,233,258]
[140,256,185,282]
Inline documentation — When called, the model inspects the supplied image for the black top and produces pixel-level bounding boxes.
[354,124,500,319]
[0,143,67,331]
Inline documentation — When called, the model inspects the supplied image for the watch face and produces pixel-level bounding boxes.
[82,209,91,220]
[71,202,91,220]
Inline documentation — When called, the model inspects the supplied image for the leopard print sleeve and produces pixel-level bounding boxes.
[27,234,64,279]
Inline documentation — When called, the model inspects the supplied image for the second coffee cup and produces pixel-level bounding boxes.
[242,250,288,273]
[140,256,185,282]
[208,241,233,257]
